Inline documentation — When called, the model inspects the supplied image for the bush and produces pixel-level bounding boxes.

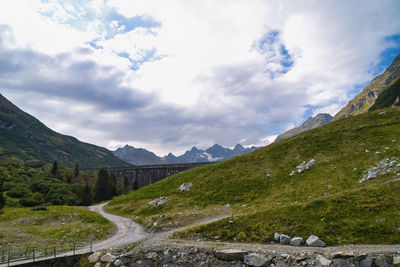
[19,192,45,207]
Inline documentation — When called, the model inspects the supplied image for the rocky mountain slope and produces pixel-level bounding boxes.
[369,76,400,111]
[333,54,400,121]
[113,144,259,165]
[274,113,333,142]
[0,93,129,168]
[107,106,400,246]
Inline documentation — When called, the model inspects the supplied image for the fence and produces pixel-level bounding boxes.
[0,240,93,266]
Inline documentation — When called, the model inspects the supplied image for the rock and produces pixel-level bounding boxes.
[274,232,280,241]
[316,255,331,266]
[88,252,102,263]
[100,253,117,263]
[145,251,158,260]
[149,196,168,206]
[290,171,295,176]
[331,252,354,258]
[219,204,231,211]
[279,234,291,245]
[244,253,270,267]
[306,235,326,247]
[360,259,373,267]
[214,249,248,261]
[114,259,122,266]
[393,256,400,265]
[379,111,386,115]
[94,263,100,267]
[290,237,305,246]
[178,182,193,192]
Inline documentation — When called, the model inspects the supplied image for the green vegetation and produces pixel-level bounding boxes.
[0,162,96,207]
[0,93,129,168]
[370,77,400,111]
[107,107,400,245]
[0,206,114,249]
[95,168,117,202]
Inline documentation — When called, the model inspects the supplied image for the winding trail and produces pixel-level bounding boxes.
[88,203,149,250]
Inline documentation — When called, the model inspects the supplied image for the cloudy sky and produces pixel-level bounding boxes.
[1,0,400,155]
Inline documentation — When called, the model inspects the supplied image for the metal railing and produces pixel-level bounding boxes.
[0,240,93,266]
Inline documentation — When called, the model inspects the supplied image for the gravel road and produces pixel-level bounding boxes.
[88,203,150,250]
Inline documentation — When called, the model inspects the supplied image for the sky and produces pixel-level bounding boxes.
[0,0,400,156]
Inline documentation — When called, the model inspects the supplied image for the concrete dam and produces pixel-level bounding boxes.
[83,162,211,189]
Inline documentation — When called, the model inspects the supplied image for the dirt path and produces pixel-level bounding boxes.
[88,203,149,250]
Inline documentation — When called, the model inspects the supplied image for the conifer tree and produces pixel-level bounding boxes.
[133,179,139,190]
[74,163,79,178]
[0,179,5,212]
[51,161,59,178]
[81,184,93,206]
[95,168,112,202]
[124,176,130,190]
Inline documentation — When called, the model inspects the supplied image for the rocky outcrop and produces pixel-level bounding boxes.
[359,157,399,183]
[86,245,400,267]
[148,196,168,206]
[334,54,400,121]
[275,113,333,142]
[178,182,193,192]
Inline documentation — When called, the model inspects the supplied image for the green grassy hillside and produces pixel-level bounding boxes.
[0,93,129,168]
[107,107,400,245]
[370,77,400,111]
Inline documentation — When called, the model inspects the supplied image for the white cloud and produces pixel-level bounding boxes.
[0,0,399,155]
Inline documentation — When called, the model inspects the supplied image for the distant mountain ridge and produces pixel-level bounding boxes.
[113,143,259,165]
[274,113,333,142]
[333,54,400,121]
[0,93,129,168]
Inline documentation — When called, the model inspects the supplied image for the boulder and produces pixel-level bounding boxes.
[274,232,280,241]
[88,252,102,263]
[290,237,305,246]
[279,234,291,245]
[94,263,100,267]
[316,255,331,266]
[178,182,193,192]
[100,253,117,263]
[393,256,400,265]
[114,259,122,266]
[149,196,168,206]
[214,249,248,261]
[306,235,326,247]
[244,253,270,267]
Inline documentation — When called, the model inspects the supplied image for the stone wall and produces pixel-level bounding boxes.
[82,163,210,189]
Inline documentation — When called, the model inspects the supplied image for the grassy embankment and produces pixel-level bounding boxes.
[0,206,114,250]
[107,107,400,245]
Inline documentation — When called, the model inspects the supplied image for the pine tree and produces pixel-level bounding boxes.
[51,161,59,178]
[95,168,112,202]
[133,179,139,190]
[110,174,117,197]
[81,184,93,206]
[124,176,130,190]
[74,163,80,178]
[0,179,5,212]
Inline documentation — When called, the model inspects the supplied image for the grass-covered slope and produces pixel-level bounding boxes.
[0,93,129,168]
[0,206,114,249]
[107,107,400,245]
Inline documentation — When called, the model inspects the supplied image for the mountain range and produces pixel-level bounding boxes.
[113,144,259,165]
[0,93,129,168]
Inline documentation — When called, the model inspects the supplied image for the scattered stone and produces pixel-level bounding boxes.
[279,234,291,245]
[94,263,100,267]
[266,173,272,177]
[290,171,295,176]
[290,237,305,246]
[274,232,280,241]
[332,252,354,258]
[214,249,248,261]
[365,149,370,152]
[244,253,270,267]
[360,158,400,183]
[100,253,117,263]
[149,196,168,206]
[379,111,386,115]
[306,235,326,247]
[393,256,400,265]
[114,259,122,266]
[295,159,317,173]
[353,168,358,171]
[316,255,331,266]
[326,184,333,189]
[88,252,101,263]
[356,253,368,260]
[178,182,193,192]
